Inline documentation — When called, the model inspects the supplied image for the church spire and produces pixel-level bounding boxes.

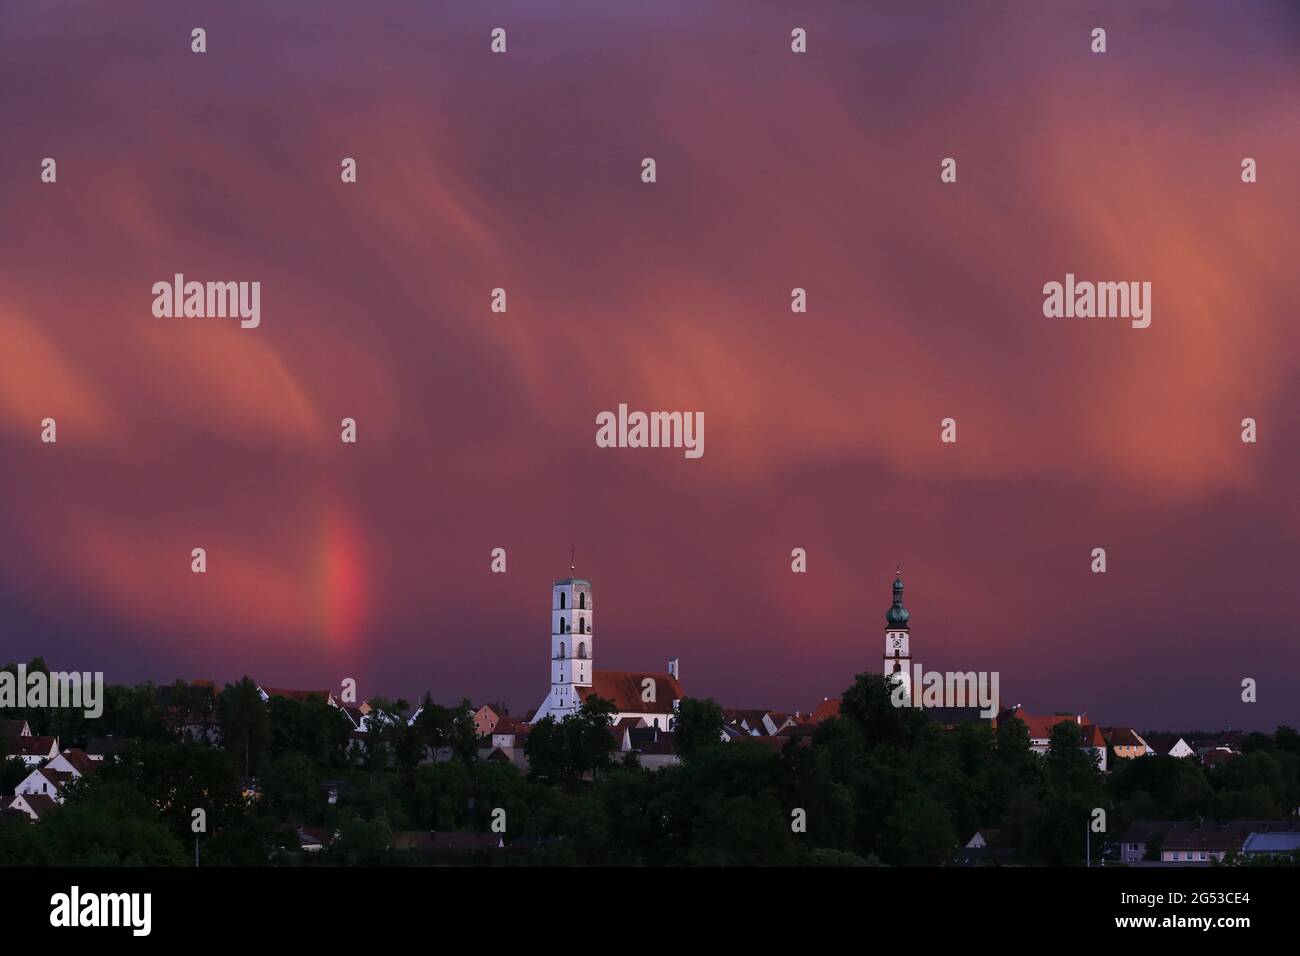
[886,567,910,628]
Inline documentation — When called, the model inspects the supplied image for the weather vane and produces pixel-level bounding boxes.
[570,543,576,572]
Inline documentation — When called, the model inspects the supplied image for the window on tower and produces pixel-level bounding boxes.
[560,592,566,609]
[578,643,586,659]
[560,642,566,658]
[579,593,586,609]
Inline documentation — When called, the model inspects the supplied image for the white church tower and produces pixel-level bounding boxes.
[535,577,594,722]
[882,568,912,701]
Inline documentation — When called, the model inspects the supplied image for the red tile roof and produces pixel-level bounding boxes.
[810,698,841,723]
[1004,710,1085,741]
[577,669,684,714]
[493,717,527,736]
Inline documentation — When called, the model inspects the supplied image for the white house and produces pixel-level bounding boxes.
[45,749,98,779]
[2,792,57,821]
[16,766,74,804]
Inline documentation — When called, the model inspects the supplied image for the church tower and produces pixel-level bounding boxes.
[882,568,912,701]
[543,577,593,719]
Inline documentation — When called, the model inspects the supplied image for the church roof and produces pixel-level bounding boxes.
[579,669,684,715]
[554,578,591,586]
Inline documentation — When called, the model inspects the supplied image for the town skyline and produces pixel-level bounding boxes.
[2,2,1297,735]
[5,565,1287,735]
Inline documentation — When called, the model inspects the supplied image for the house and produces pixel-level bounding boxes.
[622,726,680,770]
[3,792,57,822]
[722,709,790,737]
[473,703,505,736]
[1139,733,1196,759]
[1241,831,1300,859]
[1160,828,1246,864]
[477,717,529,770]
[489,716,528,750]
[1102,727,1153,759]
[16,767,75,804]
[1000,707,1107,771]
[1118,821,1184,863]
[1119,820,1298,864]
[4,735,60,767]
[46,749,98,779]
[2,719,31,737]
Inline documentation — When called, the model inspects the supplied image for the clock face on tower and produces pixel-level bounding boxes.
[892,636,903,649]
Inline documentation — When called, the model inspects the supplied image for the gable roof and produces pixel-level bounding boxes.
[492,717,528,736]
[1,719,30,737]
[578,670,684,715]
[1080,723,1106,748]
[1139,733,1192,755]
[6,735,59,757]
[1103,727,1147,748]
[39,767,75,789]
[55,749,99,776]
[20,793,58,819]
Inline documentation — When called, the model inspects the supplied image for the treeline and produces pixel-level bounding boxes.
[2,661,1298,866]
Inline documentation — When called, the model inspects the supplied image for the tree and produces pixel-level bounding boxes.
[564,695,618,781]
[268,696,351,767]
[673,697,724,759]
[216,677,270,778]
[839,672,928,747]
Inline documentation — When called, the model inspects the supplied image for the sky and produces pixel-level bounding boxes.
[1,1,1297,732]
